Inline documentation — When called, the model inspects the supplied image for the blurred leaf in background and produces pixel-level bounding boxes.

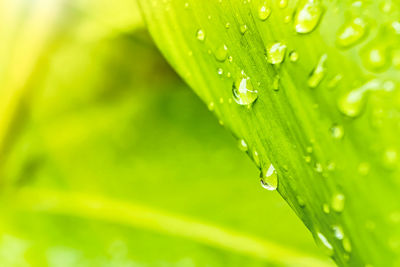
[0,0,333,266]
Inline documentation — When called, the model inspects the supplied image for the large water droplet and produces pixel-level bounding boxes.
[266,42,287,64]
[332,193,345,212]
[196,29,205,41]
[336,18,368,48]
[308,54,327,88]
[260,164,278,191]
[232,71,259,105]
[337,79,381,117]
[294,0,324,34]
[258,3,271,21]
[317,232,333,251]
[215,44,228,62]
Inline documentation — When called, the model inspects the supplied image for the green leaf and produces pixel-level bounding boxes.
[138,0,400,265]
[0,6,333,266]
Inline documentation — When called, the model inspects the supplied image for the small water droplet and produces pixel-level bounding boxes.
[266,42,287,64]
[215,44,228,62]
[258,4,271,21]
[294,0,324,34]
[279,0,288,9]
[273,75,280,91]
[196,29,205,41]
[225,22,231,29]
[232,71,259,106]
[343,237,352,253]
[317,232,333,251]
[260,164,278,190]
[253,150,260,167]
[358,162,370,176]
[328,74,343,88]
[305,155,312,163]
[297,195,306,207]
[330,124,344,139]
[217,68,224,75]
[240,24,248,34]
[289,50,299,62]
[332,225,344,239]
[238,139,248,151]
[323,203,330,213]
[308,54,327,88]
[383,148,398,168]
[315,162,323,173]
[208,102,215,111]
[331,193,345,212]
[336,18,367,48]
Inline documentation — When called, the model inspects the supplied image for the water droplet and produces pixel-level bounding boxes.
[279,0,288,9]
[331,193,345,212]
[332,225,344,239]
[358,162,370,176]
[323,203,330,213]
[337,79,381,117]
[330,124,344,139]
[240,24,248,34]
[273,75,280,91]
[260,164,278,191]
[253,150,260,167]
[361,45,389,72]
[215,44,228,62]
[238,139,248,151]
[208,102,215,111]
[266,42,287,64]
[317,232,333,251]
[196,29,205,41]
[225,22,231,29]
[258,4,271,21]
[289,50,299,62]
[308,54,327,88]
[315,162,323,173]
[294,0,324,34]
[343,237,352,252]
[383,148,398,168]
[217,68,224,75]
[232,71,259,105]
[306,146,313,153]
[305,155,312,163]
[297,195,306,207]
[328,74,343,88]
[336,18,368,48]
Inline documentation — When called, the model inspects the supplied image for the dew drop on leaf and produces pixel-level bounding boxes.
[308,54,327,88]
[343,237,352,253]
[215,44,228,62]
[294,0,324,34]
[196,29,205,41]
[361,45,389,72]
[331,193,345,212]
[336,18,368,48]
[330,124,344,139]
[258,3,271,21]
[240,24,248,34]
[238,139,248,152]
[232,71,259,105]
[260,164,278,191]
[273,75,280,91]
[289,50,299,62]
[217,68,224,75]
[266,42,287,64]
[208,101,215,111]
[332,225,344,240]
[279,0,288,9]
[317,232,333,251]
[337,79,381,117]
[323,203,330,214]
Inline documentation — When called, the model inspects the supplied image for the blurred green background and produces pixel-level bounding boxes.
[0,0,331,266]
